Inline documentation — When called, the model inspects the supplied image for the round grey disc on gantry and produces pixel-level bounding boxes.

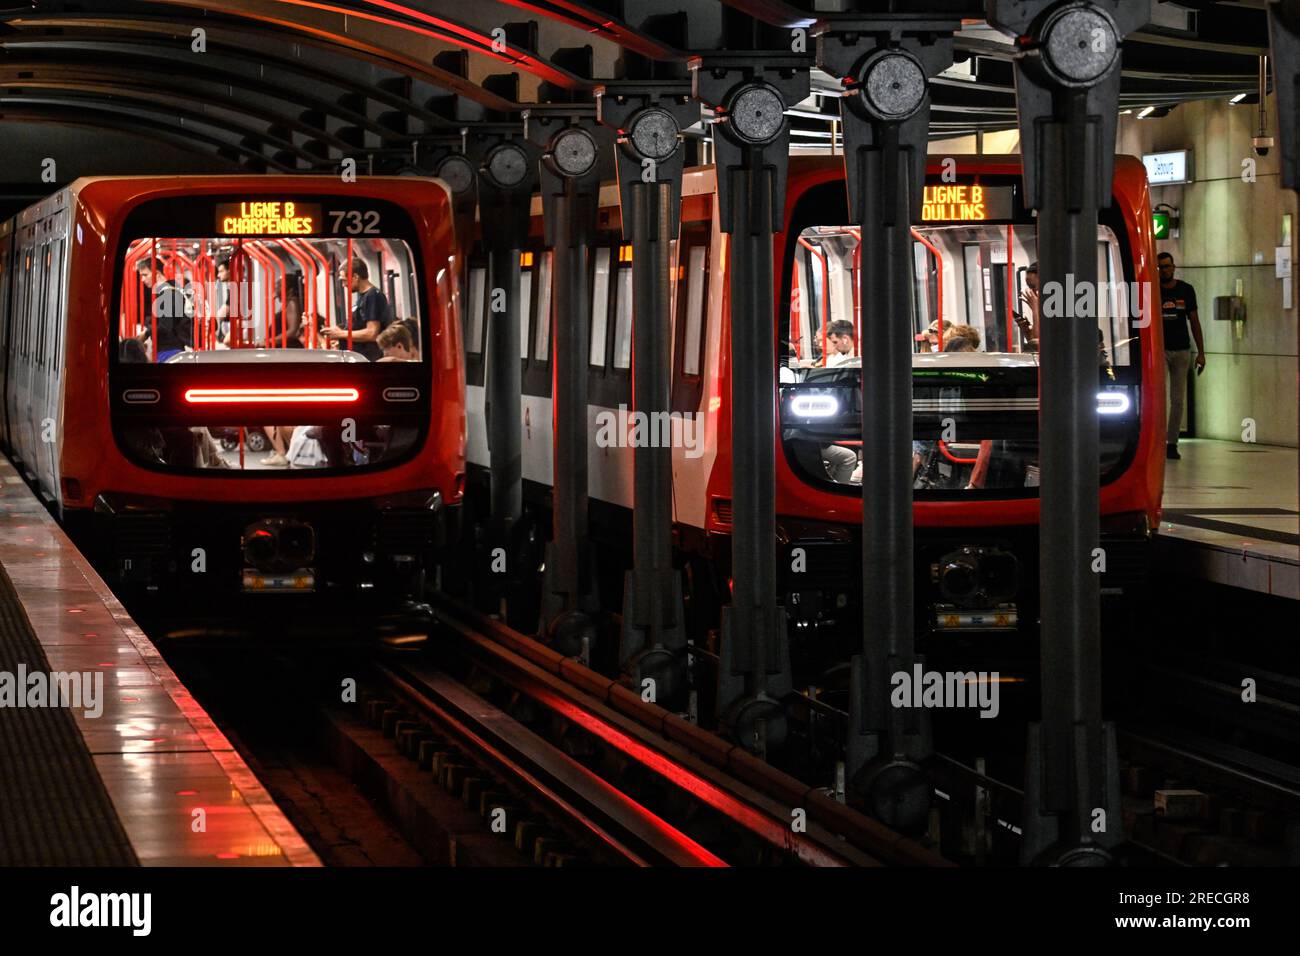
[1042,6,1119,85]
[861,51,927,121]
[728,84,786,145]
[551,127,598,177]
[435,154,475,195]
[485,143,529,189]
[628,108,679,161]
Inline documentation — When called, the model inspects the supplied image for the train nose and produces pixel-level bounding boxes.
[242,518,316,572]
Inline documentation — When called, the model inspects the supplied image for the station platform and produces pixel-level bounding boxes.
[1157,440,1299,600]
[0,458,319,866]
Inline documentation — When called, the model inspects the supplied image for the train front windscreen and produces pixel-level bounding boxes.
[109,194,432,475]
[779,178,1145,498]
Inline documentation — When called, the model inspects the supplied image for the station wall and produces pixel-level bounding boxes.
[1117,94,1298,449]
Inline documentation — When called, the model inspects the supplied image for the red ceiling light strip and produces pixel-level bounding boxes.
[183,387,359,404]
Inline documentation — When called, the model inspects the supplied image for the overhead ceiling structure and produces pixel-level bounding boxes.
[0,0,1277,179]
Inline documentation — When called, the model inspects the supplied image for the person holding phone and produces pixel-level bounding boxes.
[1157,252,1205,460]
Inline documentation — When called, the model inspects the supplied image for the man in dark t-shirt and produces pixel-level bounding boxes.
[321,258,391,361]
[135,261,192,361]
[1157,252,1205,460]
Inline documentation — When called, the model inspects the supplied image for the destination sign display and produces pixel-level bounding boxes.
[216,201,321,235]
[921,184,1015,223]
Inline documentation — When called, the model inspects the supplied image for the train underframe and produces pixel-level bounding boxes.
[64,492,460,620]
[457,467,1152,713]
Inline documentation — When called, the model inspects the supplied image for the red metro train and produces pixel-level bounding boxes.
[0,177,465,604]
[463,153,1163,664]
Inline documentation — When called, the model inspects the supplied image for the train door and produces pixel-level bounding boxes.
[0,222,12,453]
[670,217,715,530]
[17,230,42,476]
[519,249,553,487]
[37,226,66,503]
[983,251,1012,354]
[463,260,488,467]
[8,236,28,464]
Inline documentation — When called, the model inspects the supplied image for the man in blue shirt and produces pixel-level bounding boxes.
[321,258,391,361]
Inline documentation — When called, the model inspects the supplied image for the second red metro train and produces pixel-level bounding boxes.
[461,153,1163,668]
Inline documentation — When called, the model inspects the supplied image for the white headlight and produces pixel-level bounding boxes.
[1097,391,1130,415]
[790,395,839,418]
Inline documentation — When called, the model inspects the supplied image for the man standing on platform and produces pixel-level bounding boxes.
[1157,252,1206,460]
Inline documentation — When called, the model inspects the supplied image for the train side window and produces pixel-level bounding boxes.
[612,257,633,370]
[46,239,64,370]
[467,267,486,354]
[681,244,707,377]
[519,260,533,360]
[36,242,50,368]
[534,252,552,361]
[28,244,38,366]
[26,250,36,360]
[590,246,610,367]
[1099,234,1132,367]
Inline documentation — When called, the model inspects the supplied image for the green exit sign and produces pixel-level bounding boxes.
[1153,210,1172,239]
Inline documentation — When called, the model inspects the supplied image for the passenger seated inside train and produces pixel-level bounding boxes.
[916,319,954,353]
[396,317,420,358]
[818,320,860,481]
[376,323,416,362]
[823,319,858,368]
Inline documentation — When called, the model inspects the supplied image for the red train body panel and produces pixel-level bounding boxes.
[60,176,465,511]
[2,175,465,600]
[704,154,1163,539]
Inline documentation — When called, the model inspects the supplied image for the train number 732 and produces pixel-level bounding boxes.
[328,209,381,235]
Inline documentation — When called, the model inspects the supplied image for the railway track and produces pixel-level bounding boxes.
[359,596,949,867]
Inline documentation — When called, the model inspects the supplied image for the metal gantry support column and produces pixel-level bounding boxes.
[691,57,808,757]
[815,13,957,829]
[985,0,1149,865]
[472,131,541,614]
[428,138,479,271]
[524,107,608,656]
[596,84,698,707]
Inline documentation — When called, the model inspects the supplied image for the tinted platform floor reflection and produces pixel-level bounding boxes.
[0,457,319,866]
[1157,439,1298,599]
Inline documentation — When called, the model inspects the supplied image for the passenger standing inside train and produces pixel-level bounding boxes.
[1019,264,1040,348]
[1157,252,1205,460]
[1017,260,1111,368]
[214,256,233,344]
[134,260,192,362]
[321,259,391,361]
